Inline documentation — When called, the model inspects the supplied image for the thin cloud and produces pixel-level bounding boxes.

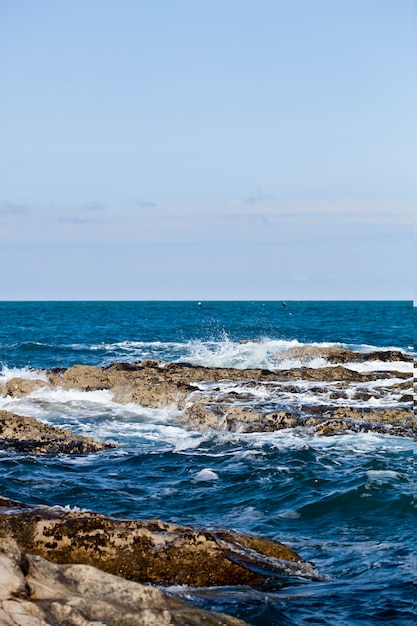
[244,188,275,205]
[58,216,106,225]
[82,201,106,212]
[0,200,31,215]
[133,198,158,209]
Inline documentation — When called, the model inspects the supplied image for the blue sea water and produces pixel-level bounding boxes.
[0,301,414,625]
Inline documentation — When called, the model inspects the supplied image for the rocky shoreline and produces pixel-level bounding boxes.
[0,496,315,625]
[0,348,414,624]
[0,542,247,626]
[1,346,414,445]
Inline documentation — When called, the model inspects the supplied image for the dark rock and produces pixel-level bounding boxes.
[0,410,114,454]
[0,538,248,625]
[0,501,314,588]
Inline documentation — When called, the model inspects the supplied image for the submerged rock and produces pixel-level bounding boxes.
[0,538,248,625]
[0,497,311,588]
[0,409,115,454]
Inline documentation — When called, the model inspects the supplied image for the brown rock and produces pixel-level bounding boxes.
[313,408,416,438]
[274,346,412,364]
[48,364,110,390]
[0,377,48,397]
[0,498,311,588]
[0,538,248,625]
[364,350,412,362]
[3,360,413,439]
[274,345,358,364]
[0,409,114,454]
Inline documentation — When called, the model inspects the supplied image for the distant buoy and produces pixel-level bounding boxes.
[282,301,287,307]
[198,302,202,306]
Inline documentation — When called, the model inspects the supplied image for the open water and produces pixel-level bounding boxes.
[0,301,414,625]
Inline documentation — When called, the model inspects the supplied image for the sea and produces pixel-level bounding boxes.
[0,301,414,625]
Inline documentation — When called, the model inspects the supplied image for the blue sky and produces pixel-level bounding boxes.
[0,0,415,300]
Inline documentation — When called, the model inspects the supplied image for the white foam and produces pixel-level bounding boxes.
[89,340,187,363]
[345,361,413,374]
[278,509,301,519]
[366,470,402,482]
[274,357,329,370]
[193,375,411,411]
[29,386,114,404]
[182,337,305,370]
[173,432,211,452]
[194,468,219,481]
[0,366,49,384]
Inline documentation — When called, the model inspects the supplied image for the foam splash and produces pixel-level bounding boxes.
[345,361,413,374]
[194,468,219,481]
[366,470,403,482]
[0,365,49,384]
[180,337,307,369]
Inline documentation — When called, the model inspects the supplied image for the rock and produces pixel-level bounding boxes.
[331,407,416,434]
[0,498,312,588]
[274,346,412,364]
[364,350,412,362]
[48,364,110,390]
[285,366,366,382]
[2,359,413,439]
[0,410,114,454]
[0,377,48,398]
[314,420,352,436]
[314,408,416,438]
[0,538,248,625]
[274,345,358,363]
[179,402,229,430]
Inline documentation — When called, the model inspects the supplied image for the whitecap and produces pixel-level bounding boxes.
[366,470,402,482]
[345,361,413,374]
[182,337,304,370]
[0,365,49,384]
[278,509,300,519]
[194,468,219,481]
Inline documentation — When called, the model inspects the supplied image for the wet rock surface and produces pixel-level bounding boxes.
[0,409,115,454]
[0,348,414,441]
[0,497,310,589]
[0,537,248,625]
[0,346,413,623]
[272,345,412,364]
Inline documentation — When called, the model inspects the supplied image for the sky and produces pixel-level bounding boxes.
[0,0,415,300]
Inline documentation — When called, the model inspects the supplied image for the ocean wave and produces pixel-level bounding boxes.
[0,365,50,384]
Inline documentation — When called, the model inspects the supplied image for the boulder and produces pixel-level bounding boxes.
[0,377,48,398]
[274,346,412,364]
[48,364,110,390]
[0,538,248,625]
[0,410,114,454]
[0,498,313,588]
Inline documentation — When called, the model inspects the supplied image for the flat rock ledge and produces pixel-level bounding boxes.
[0,497,313,589]
[0,409,114,454]
[1,351,413,440]
[178,404,416,439]
[0,537,248,626]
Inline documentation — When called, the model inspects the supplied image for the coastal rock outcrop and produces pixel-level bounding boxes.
[0,377,48,398]
[0,537,248,625]
[273,345,412,365]
[178,402,416,438]
[1,350,414,441]
[0,409,114,454]
[0,497,312,589]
